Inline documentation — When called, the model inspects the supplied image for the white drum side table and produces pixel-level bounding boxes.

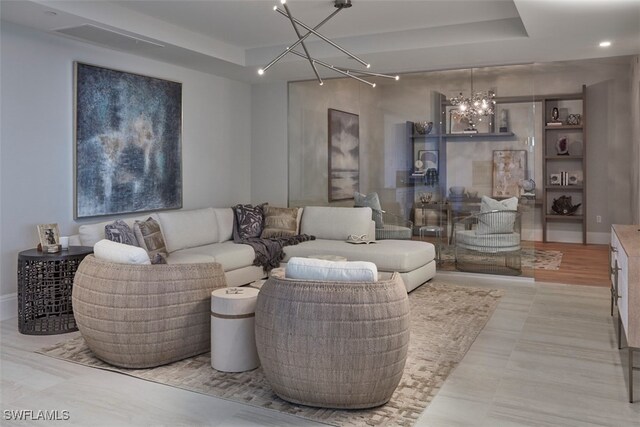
[211,287,260,372]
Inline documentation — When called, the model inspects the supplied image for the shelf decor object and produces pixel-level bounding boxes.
[257,0,399,87]
[541,85,587,243]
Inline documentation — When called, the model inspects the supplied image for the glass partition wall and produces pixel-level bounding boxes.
[288,65,539,278]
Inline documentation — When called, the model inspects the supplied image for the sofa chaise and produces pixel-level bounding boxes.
[70,206,436,292]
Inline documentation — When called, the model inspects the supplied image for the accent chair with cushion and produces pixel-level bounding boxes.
[255,263,410,409]
[72,254,227,368]
[453,196,522,275]
[354,191,413,240]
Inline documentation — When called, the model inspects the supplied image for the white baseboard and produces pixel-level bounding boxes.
[0,293,17,321]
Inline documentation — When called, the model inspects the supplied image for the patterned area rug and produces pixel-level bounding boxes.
[440,247,563,270]
[38,281,502,427]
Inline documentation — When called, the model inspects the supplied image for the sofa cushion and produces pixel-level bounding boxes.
[133,217,167,259]
[94,239,151,265]
[282,239,434,273]
[285,257,378,282]
[456,230,521,253]
[233,203,267,240]
[261,206,299,238]
[170,241,255,271]
[213,208,234,242]
[78,214,157,247]
[300,207,372,241]
[157,208,218,253]
[477,196,518,235]
[354,192,384,229]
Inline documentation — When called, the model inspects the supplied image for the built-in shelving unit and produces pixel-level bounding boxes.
[541,85,587,244]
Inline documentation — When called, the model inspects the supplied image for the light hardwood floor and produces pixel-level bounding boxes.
[1,275,638,426]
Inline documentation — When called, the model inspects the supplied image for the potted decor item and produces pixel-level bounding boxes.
[414,121,433,135]
[551,195,581,215]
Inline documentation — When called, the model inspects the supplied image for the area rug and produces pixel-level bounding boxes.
[38,281,502,427]
[440,247,563,270]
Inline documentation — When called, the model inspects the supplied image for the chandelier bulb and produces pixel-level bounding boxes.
[280,0,286,4]
[366,64,371,69]
[273,5,278,11]
[319,81,324,86]
[258,68,265,75]
[372,83,376,88]
[395,76,400,81]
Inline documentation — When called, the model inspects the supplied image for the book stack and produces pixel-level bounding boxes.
[546,121,563,126]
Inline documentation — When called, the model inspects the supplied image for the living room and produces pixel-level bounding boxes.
[1,1,639,426]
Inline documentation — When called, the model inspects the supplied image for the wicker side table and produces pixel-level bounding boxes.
[18,246,93,335]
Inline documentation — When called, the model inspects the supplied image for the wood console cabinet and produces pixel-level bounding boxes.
[610,224,640,403]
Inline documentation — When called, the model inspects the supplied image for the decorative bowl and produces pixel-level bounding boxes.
[449,186,465,196]
[414,121,433,135]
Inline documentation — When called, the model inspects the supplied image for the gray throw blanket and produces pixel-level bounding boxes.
[236,234,316,272]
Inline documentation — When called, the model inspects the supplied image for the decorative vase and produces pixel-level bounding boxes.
[414,121,433,135]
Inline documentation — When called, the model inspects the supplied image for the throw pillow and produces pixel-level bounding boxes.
[93,239,151,265]
[354,192,384,229]
[233,203,267,240]
[261,206,299,238]
[476,196,519,235]
[104,220,138,246]
[133,217,168,259]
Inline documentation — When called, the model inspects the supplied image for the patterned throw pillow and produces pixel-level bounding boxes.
[233,203,267,240]
[354,192,384,229]
[261,206,299,238]
[104,220,138,246]
[133,217,168,259]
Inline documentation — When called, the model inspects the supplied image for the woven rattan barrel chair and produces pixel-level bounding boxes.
[72,255,227,368]
[255,271,410,409]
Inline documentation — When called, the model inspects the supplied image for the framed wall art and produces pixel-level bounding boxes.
[417,150,439,173]
[492,150,527,198]
[74,62,183,218]
[37,223,60,252]
[328,108,359,201]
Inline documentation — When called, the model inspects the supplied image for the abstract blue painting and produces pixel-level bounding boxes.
[74,62,182,218]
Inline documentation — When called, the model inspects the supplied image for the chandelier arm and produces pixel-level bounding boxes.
[275,7,369,68]
[332,67,397,80]
[260,6,343,74]
[282,3,323,85]
[289,50,375,87]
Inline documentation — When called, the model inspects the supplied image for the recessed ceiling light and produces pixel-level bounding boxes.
[44,11,57,16]
[599,41,612,47]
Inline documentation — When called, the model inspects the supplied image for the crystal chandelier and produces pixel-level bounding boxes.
[449,69,496,126]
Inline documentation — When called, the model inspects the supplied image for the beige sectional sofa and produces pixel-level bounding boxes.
[70,206,436,292]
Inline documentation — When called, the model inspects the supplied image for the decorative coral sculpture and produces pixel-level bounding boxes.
[551,195,581,215]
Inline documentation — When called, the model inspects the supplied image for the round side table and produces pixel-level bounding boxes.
[17,246,93,335]
[210,287,260,372]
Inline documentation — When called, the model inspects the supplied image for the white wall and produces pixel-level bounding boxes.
[250,82,288,206]
[0,22,252,301]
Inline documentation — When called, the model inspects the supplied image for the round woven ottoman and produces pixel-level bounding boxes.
[255,271,410,409]
[72,255,227,368]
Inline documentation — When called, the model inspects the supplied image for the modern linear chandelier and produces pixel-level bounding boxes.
[258,0,398,87]
[449,68,496,124]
